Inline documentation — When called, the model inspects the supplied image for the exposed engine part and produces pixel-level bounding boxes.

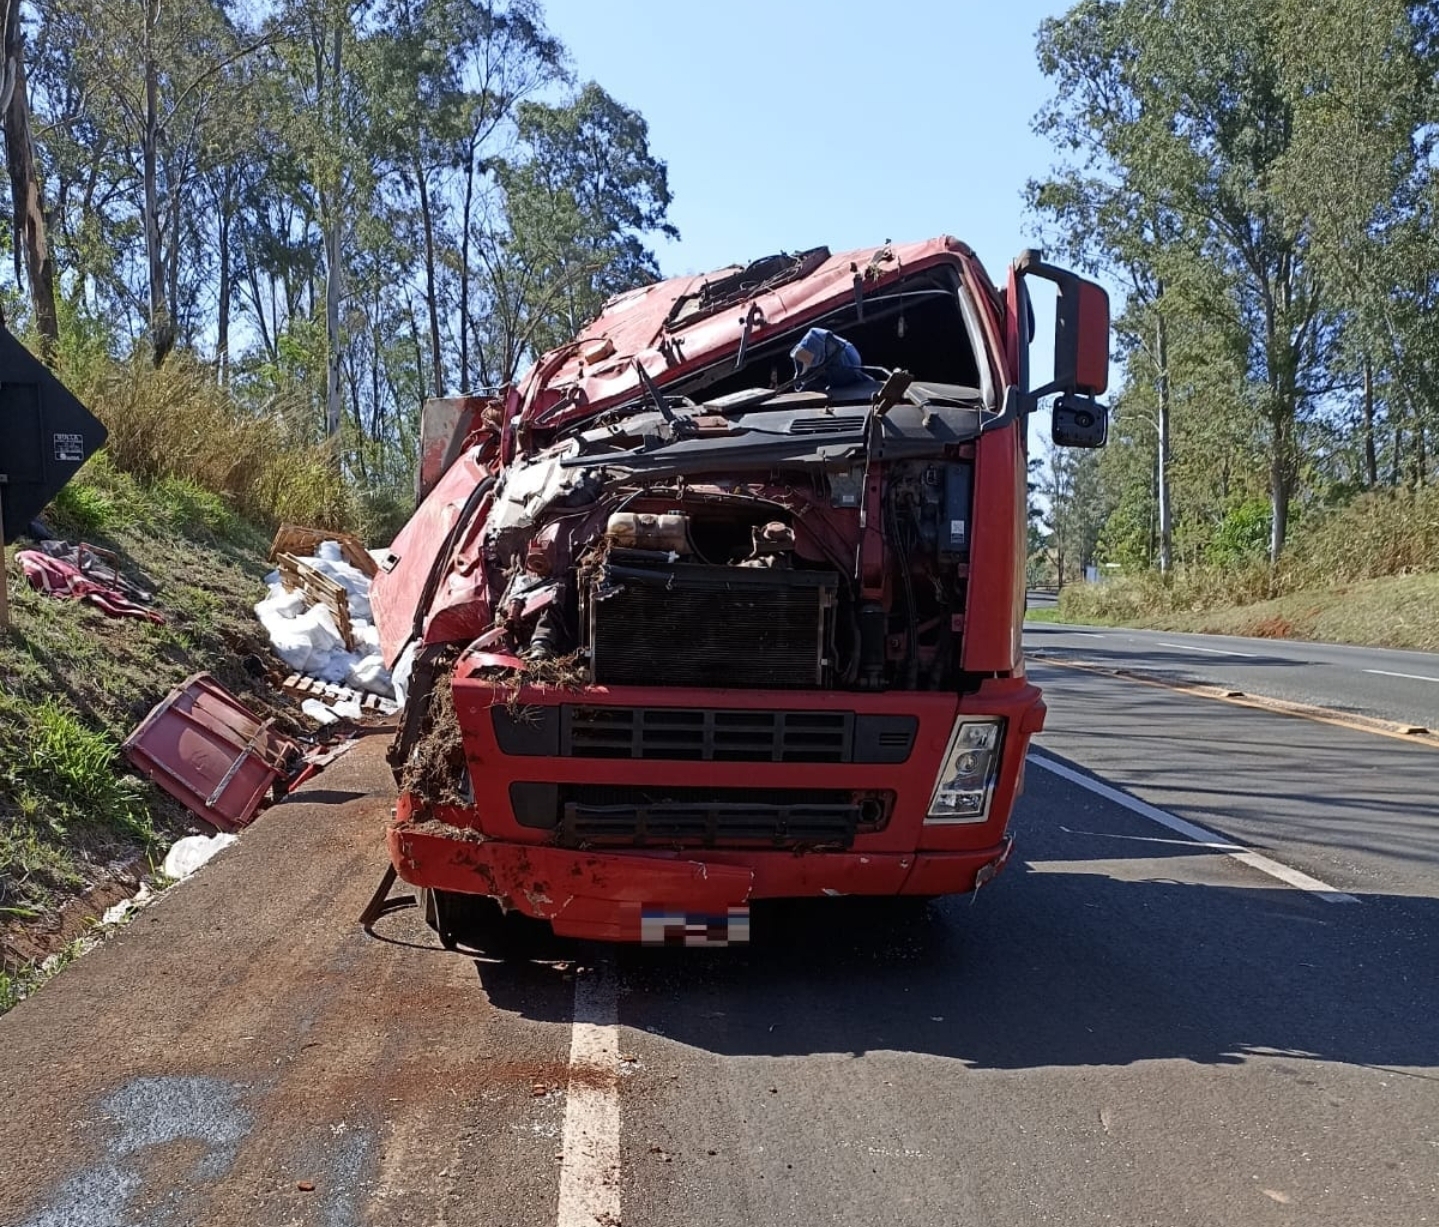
[739,520,796,569]
[584,549,837,689]
[524,521,564,576]
[751,521,795,554]
[858,600,886,690]
[606,510,691,553]
[525,605,567,661]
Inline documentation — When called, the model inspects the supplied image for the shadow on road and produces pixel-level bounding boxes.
[474,851,1439,1075]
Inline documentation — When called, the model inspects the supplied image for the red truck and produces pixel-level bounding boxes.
[371,237,1109,947]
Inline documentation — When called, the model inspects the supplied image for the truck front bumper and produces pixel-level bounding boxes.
[388,817,1015,942]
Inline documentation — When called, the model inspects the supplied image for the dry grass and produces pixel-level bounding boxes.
[59,349,357,532]
[1050,484,1439,650]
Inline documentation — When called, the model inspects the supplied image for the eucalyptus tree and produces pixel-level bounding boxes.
[1035,0,1329,561]
[490,81,677,362]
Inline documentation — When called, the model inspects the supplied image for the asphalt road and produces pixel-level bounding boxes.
[3,673,1439,1227]
[1026,619,1439,732]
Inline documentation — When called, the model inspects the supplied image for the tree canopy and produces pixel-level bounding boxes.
[1030,0,1439,577]
[0,0,678,516]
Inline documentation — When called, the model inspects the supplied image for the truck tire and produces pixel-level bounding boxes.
[422,888,548,958]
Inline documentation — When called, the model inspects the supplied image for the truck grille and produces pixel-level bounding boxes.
[586,555,837,689]
[569,707,850,761]
[491,707,918,764]
[544,785,891,848]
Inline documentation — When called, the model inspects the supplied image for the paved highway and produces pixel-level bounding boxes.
[1027,619,1439,732]
[3,669,1438,1226]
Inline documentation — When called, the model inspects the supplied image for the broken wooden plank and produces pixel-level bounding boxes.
[280,671,400,716]
[274,552,355,651]
[269,523,377,578]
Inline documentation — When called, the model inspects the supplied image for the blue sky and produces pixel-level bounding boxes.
[540,0,1074,282]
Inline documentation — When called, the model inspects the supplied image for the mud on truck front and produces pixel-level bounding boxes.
[370,238,1110,946]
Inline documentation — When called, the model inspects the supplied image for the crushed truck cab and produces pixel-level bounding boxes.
[373,237,1109,945]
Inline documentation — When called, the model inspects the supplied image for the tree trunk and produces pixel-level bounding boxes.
[323,20,343,441]
[416,156,443,396]
[216,190,231,384]
[1269,412,1293,565]
[2,0,57,361]
[1361,355,1377,487]
[141,1,172,364]
[1154,306,1172,574]
[459,139,478,392]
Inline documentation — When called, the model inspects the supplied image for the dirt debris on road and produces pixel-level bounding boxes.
[0,731,585,1227]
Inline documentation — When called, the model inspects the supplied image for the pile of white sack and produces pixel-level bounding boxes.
[253,541,396,712]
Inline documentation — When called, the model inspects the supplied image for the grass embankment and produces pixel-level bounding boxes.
[1032,485,1439,652]
[1,349,362,1009]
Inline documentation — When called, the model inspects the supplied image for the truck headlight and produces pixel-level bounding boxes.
[926,719,1004,822]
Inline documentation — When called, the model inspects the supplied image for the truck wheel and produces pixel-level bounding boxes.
[422,888,500,952]
[422,888,545,957]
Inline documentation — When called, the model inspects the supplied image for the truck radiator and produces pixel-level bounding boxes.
[586,552,838,689]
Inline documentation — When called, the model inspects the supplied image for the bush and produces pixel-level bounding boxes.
[1209,499,1271,566]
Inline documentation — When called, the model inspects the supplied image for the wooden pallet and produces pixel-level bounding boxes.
[282,673,400,716]
[275,553,356,650]
[269,523,378,578]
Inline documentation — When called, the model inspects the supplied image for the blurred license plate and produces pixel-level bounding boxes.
[641,907,750,947]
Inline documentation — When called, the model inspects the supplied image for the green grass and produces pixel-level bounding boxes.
[1,462,295,952]
[0,937,94,1013]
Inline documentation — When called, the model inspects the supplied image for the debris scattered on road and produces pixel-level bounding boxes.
[101,883,155,927]
[297,1181,316,1193]
[301,698,341,726]
[282,673,399,718]
[123,672,301,831]
[162,832,238,881]
[270,523,377,578]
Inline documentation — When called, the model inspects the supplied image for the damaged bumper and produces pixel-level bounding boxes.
[388,809,1015,941]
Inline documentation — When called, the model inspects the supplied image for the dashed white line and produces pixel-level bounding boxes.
[1365,668,1439,685]
[1030,755,1360,904]
[1157,641,1258,658]
[557,970,621,1227]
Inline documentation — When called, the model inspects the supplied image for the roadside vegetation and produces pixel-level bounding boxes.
[0,0,682,1000]
[0,385,303,980]
[1027,0,1439,646]
[1033,484,1439,651]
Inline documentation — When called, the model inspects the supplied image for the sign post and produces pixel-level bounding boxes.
[0,473,9,631]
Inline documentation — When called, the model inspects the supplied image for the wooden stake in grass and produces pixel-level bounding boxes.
[0,473,10,631]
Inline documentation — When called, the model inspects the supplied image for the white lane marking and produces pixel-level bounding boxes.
[1031,755,1360,904]
[1157,641,1258,658]
[1365,668,1439,685]
[557,971,621,1227]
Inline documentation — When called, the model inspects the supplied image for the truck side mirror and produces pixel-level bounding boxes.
[1054,277,1109,397]
[1052,394,1108,449]
[1012,250,1111,400]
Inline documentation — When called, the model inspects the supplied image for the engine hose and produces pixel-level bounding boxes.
[885,492,920,691]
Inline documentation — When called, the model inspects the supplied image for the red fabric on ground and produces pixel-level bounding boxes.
[15,550,165,624]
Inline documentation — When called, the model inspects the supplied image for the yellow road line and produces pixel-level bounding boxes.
[1028,653,1439,751]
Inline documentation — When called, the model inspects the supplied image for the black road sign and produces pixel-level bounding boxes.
[0,326,108,543]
